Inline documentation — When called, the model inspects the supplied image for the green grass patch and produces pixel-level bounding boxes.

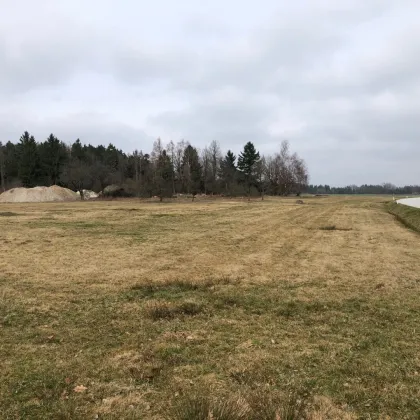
[387,201,420,233]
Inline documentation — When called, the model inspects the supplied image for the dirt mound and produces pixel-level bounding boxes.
[0,186,79,203]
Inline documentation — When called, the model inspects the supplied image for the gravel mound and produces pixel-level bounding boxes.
[0,186,79,203]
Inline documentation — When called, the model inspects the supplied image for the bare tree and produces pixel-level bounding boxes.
[63,159,94,200]
[290,153,309,196]
[263,141,308,196]
[201,146,211,194]
[208,140,222,194]
[174,140,186,193]
[255,156,267,200]
[166,140,176,195]
[151,138,164,164]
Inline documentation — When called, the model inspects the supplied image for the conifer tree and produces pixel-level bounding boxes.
[17,131,41,187]
[237,142,260,200]
[182,145,202,200]
[40,134,68,185]
[220,150,237,196]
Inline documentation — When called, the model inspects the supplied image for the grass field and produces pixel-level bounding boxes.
[1,196,419,419]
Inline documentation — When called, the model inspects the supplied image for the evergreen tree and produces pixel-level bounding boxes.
[17,131,41,187]
[105,143,119,172]
[153,150,173,201]
[40,134,68,185]
[0,142,5,192]
[4,142,18,187]
[182,145,202,200]
[71,139,85,161]
[237,142,260,199]
[141,153,154,197]
[220,150,237,196]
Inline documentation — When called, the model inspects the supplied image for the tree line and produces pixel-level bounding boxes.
[0,132,309,200]
[307,184,420,195]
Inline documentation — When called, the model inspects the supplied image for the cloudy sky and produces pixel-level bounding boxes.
[1,0,419,186]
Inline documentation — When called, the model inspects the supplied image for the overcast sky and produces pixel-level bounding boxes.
[1,0,419,186]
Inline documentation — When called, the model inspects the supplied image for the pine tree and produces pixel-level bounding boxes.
[220,150,237,196]
[182,145,202,200]
[71,139,85,161]
[40,134,68,185]
[17,131,41,187]
[105,143,119,172]
[0,142,5,192]
[154,150,173,201]
[5,142,18,184]
[237,142,260,199]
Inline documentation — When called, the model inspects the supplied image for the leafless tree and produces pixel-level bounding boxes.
[201,146,211,194]
[208,140,222,194]
[263,140,308,196]
[63,159,94,200]
[255,156,267,200]
[166,140,176,195]
[174,140,186,192]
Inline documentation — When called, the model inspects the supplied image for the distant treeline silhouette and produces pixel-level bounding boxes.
[0,133,308,200]
[307,184,420,195]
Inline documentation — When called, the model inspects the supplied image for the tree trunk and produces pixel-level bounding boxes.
[79,189,85,200]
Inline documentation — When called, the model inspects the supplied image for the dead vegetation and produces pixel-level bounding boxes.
[0,196,419,419]
[318,225,352,231]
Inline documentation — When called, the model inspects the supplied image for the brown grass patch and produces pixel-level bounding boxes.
[0,196,419,418]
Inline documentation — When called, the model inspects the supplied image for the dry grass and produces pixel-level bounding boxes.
[0,195,419,419]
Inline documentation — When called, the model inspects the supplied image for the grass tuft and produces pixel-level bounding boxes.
[319,225,337,230]
[171,390,309,420]
[144,299,204,320]
[0,211,19,217]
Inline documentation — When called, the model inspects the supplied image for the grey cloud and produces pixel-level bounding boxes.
[1,0,420,186]
[0,112,153,153]
[149,94,273,148]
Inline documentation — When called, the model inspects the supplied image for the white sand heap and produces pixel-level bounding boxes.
[0,186,79,203]
[76,190,99,200]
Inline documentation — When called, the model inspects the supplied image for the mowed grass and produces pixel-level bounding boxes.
[0,196,419,419]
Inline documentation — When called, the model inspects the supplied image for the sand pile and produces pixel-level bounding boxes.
[0,186,79,203]
[76,190,99,200]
